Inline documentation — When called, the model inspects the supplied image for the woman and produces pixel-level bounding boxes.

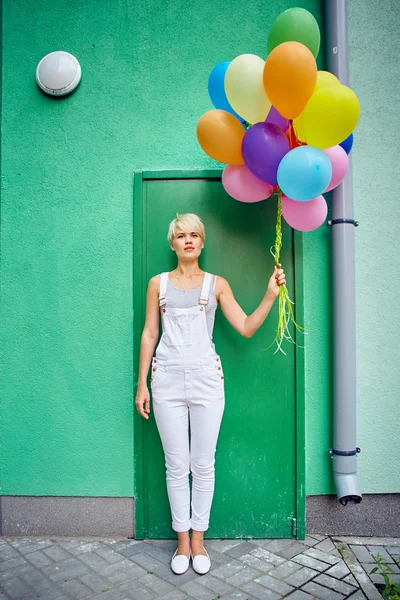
[135,212,286,575]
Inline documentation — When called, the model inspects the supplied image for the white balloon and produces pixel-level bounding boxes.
[225,54,271,124]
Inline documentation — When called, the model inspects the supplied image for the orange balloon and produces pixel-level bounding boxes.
[263,41,317,119]
[196,110,244,165]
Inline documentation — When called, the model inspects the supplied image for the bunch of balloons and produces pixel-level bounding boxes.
[196,7,359,234]
[196,7,360,353]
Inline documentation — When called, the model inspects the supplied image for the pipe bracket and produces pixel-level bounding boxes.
[327,218,359,227]
[329,447,361,456]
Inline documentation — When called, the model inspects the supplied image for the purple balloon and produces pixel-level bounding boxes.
[242,123,290,186]
[265,106,289,132]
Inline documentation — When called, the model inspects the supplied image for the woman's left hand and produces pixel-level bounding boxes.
[267,263,286,298]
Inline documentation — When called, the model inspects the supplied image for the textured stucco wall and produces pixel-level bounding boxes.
[305,0,400,494]
[349,0,400,492]
[1,0,398,500]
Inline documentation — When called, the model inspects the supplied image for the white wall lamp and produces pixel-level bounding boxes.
[36,51,81,97]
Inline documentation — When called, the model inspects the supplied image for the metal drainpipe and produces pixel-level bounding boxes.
[326,0,362,505]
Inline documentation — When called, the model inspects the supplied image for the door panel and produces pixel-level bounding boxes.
[136,175,297,538]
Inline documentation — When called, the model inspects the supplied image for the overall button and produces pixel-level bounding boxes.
[200,306,204,311]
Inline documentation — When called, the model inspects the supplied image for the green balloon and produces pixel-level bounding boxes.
[268,8,321,58]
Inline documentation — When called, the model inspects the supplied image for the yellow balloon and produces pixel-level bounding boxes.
[302,84,360,148]
[293,71,340,141]
[315,70,340,91]
[225,54,271,124]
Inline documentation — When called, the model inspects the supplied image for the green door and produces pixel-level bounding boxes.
[133,171,305,539]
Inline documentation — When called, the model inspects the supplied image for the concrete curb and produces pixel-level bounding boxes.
[334,541,382,600]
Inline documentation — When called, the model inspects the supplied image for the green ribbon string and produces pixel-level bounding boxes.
[266,189,307,355]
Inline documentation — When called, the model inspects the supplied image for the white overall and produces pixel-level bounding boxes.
[150,272,225,532]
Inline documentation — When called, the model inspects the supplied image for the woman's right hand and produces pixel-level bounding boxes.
[135,383,151,420]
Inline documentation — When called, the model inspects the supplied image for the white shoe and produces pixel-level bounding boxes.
[170,548,190,574]
[191,547,211,575]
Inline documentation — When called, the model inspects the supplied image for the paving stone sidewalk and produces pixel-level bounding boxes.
[1,534,399,600]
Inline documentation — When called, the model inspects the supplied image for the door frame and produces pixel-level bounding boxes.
[133,169,306,539]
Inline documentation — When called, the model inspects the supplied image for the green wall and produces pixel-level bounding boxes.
[305,0,400,494]
[1,0,397,501]
[348,0,400,493]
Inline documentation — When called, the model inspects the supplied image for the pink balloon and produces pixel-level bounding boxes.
[222,164,274,203]
[282,194,328,232]
[323,145,349,192]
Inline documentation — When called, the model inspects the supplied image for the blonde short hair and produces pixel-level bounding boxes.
[167,213,205,245]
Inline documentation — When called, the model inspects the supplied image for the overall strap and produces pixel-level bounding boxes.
[159,272,169,307]
[199,272,212,306]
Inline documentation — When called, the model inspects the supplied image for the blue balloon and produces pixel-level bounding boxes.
[277,146,332,201]
[208,61,244,122]
[339,133,354,154]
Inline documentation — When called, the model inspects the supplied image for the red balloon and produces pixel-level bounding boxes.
[285,124,306,149]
